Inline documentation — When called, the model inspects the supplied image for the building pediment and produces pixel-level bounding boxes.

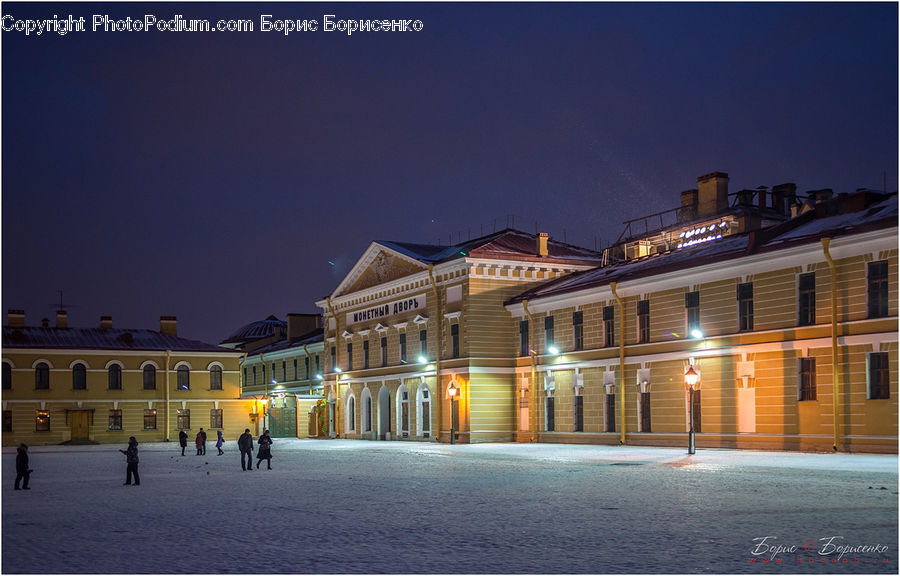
[333,243,428,298]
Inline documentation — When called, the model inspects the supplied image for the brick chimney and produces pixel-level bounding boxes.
[697,172,729,217]
[100,316,113,329]
[536,232,549,257]
[772,183,797,215]
[287,313,322,340]
[7,310,25,328]
[678,189,699,223]
[160,316,177,336]
[56,310,68,329]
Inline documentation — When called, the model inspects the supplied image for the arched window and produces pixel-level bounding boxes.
[35,362,49,390]
[397,384,410,437]
[108,364,122,390]
[72,363,87,390]
[143,365,156,390]
[177,365,190,390]
[209,365,223,390]
[360,387,373,434]
[346,394,356,432]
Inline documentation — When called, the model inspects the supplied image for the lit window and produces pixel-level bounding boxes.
[144,409,157,430]
[35,410,50,431]
[177,409,190,429]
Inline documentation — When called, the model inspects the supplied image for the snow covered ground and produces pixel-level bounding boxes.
[2,440,896,574]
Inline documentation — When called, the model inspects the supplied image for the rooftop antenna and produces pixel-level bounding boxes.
[49,290,77,312]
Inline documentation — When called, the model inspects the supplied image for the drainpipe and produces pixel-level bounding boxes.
[164,350,171,441]
[302,344,311,394]
[326,297,340,438]
[610,282,626,445]
[427,265,443,442]
[522,299,538,443]
[822,238,841,452]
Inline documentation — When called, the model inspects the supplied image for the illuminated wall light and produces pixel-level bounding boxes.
[547,346,559,355]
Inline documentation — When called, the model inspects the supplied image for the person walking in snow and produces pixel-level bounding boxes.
[256,429,273,470]
[200,428,208,455]
[14,443,31,490]
[238,428,254,471]
[216,430,225,455]
[119,436,140,486]
[179,429,188,456]
[195,429,204,455]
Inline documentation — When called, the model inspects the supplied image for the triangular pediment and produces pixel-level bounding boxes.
[333,243,428,298]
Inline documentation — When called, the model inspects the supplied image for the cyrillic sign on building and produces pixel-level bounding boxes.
[347,294,426,326]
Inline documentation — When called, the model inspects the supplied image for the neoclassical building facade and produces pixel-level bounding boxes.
[2,312,252,446]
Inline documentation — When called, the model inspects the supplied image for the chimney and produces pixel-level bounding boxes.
[758,188,767,211]
[41,318,49,328]
[697,172,729,217]
[287,313,322,340]
[536,232,549,257]
[736,189,755,207]
[56,310,68,329]
[772,183,796,216]
[7,310,25,328]
[813,189,833,204]
[100,316,113,329]
[160,316,177,336]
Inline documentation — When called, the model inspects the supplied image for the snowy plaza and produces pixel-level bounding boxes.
[2,440,897,574]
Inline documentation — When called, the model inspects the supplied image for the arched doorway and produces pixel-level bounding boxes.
[416,383,431,438]
[377,385,391,440]
[360,387,374,440]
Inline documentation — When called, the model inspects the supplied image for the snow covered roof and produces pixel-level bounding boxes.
[508,191,897,305]
[249,329,324,355]
[2,326,232,353]
[220,315,286,345]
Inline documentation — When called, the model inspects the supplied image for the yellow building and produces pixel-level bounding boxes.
[221,314,325,437]
[506,175,897,453]
[315,230,603,443]
[2,312,254,446]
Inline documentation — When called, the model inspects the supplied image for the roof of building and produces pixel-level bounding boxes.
[507,191,897,305]
[248,329,325,356]
[220,315,286,345]
[2,326,234,353]
[378,228,603,266]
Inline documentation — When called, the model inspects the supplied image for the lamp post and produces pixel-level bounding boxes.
[260,397,268,432]
[684,365,700,455]
[448,382,458,445]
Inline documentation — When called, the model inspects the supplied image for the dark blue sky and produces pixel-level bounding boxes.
[3,2,897,344]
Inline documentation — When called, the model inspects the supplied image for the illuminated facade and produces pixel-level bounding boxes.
[222,314,325,437]
[1,313,253,446]
[507,175,897,453]
[315,229,603,443]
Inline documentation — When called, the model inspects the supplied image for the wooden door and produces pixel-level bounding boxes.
[71,411,90,440]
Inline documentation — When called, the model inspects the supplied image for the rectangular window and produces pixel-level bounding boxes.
[545,396,555,431]
[637,299,650,343]
[281,361,286,382]
[450,324,460,358]
[363,340,370,370]
[573,396,583,432]
[685,291,700,335]
[3,409,11,432]
[419,329,427,360]
[738,283,754,331]
[143,409,157,430]
[272,363,276,382]
[799,358,816,401]
[573,311,584,351]
[519,320,529,357]
[640,392,651,432]
[347,343,353,371]
[381,337,388,366]
[798,273,816,326]
[35,410,50,432]
[606,394,616,433]
[603,306,615,347]
[210,408,223,428]
[330,346,336,372]
[177,409,190,430]
[315,355,320,377]
[251,366,256,387]
[868,260,889,318]
[304,357,309,381]
[869,352,890,400]
[399,334,407,364]
[365,396,372,432]
[2,363,10,389]
[143,366,156,390]
[295,359,299,381]
[209,366,223,390]
[544,316,554,350]
[108,409,123,431]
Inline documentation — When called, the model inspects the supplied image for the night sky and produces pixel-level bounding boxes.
[2,2,897,345]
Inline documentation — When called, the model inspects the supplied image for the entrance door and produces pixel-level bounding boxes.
[378,386,391,440]
[70,411,90,440]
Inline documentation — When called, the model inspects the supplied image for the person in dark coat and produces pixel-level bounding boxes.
[216,430,225,456]
[195,429,204,455]
[179,429,188,456]
[237,429,254,471]
[200,428,208,455]
[256,430,273,470]
[119,436,140,486]
[14,443,30,490]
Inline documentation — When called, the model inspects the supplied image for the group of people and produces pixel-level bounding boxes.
[12,429,276,490]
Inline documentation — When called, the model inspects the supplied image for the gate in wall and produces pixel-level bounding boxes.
[267,398,297,438]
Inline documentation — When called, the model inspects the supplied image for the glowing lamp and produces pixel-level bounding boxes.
[448,382,458,398]
[684,365,700,390]
[547,345,559,355]
[417,355,427,364]
[690,329,704,339]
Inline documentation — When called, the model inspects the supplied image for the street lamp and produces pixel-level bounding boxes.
[260,397,269,432]
[448,382,458,445]
[684,365,701,455]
